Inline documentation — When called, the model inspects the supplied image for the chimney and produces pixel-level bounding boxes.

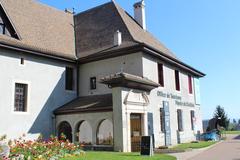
[114,30,122,46]
[134,0,146,30]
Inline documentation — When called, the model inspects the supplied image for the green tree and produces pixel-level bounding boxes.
[233,119,237,124]
[238,119,240,125]
[213,105,230,129]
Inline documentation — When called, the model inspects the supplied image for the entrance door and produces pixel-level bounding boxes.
[130,113,142,152]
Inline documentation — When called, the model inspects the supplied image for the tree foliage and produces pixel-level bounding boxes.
[213,105,230,129]
[233,119,237,124]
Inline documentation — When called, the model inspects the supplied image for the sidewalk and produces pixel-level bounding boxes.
[168,134,240,160]
[168,141,220,160]
[190,134,240,160]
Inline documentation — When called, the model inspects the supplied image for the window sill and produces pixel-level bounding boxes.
[175,90,181,94]
[12,111,30,115]
[178,131,184,134]
[65,90,76,94]
[188,93,194,96]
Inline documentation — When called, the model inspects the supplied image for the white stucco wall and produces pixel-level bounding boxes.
[0,49,77,139]
[78,52,143,96]
[142,54,203,147]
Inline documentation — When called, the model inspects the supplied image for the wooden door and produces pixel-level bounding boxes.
[130,114,142,152]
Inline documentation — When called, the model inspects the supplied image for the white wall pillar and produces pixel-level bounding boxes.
[112,87,124,152]
[92,124,97,145]
[143,112,148,136]
[126,112,131,152]
[72,132,76,142]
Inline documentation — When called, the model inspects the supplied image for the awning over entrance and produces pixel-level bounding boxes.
[54,94,112,115]
[100,72,160,92]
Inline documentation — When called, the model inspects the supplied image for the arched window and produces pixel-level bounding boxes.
[58,121,72,142]
[97,119,113,145]
[76,121,93,145]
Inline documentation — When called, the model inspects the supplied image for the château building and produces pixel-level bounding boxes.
[0,0,205,152]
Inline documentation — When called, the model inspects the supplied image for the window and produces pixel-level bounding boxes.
[190,111,195,130]
[158,63,164,87]
[0,23,5,35]
[20,58,24,65]
[175,70,180,91]
[14,83,28,112]
[160,108,165,132]
[188,75,193,94]
[177,109,183,131]
[90,77,96,90]
[65,67,74,90]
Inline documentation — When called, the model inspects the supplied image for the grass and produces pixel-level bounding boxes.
[172,141,216,150]
[222,130,240,135]
[61,152,176,160]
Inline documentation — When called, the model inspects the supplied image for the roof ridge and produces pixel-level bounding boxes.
[74,1,113,17]
[111,1,178,59]
[32,0,73,16]
[111,1,136,42]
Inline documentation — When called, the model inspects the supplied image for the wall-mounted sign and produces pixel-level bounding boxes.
[157,91,195,107]
[175,101,194,107]
[157,91,181,100]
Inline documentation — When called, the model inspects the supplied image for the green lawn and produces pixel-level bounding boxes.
[61,152,176,160]
[223,130,240,135]
[172,141,216,150]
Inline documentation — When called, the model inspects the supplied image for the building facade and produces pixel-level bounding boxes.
[0,0,205,152]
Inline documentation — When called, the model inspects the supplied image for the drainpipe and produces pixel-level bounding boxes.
[52,114,56,136]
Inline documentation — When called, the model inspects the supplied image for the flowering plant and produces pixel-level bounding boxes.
[1,134,84,160]
[0,135,10,160]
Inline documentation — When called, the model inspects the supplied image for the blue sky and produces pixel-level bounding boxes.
[39,0,240,120]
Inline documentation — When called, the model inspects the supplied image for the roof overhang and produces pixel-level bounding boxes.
[54,94,113,115]
[100,72,160,92]
[0,41,76,63]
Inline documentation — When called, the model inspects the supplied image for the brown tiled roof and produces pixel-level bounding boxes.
[75,1,177,59]
[54,94,113,115]
[113,2,177,59]
[0,0,76,59]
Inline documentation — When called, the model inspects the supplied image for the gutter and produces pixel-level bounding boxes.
[0,42,76,63]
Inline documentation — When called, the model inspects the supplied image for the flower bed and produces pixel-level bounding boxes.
[0,134,84,160]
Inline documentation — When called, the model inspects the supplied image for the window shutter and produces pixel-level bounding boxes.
[188,75,193,94]
[175,70,180,91]
[180,110,183,131]
[177,109,183,131]
[158,63,164,87]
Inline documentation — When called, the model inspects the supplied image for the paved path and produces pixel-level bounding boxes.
[190,134,240,160]
[168,135,240,160]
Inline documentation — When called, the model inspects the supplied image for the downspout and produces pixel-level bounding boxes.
[52,114,56,136]
[73,13,80,97]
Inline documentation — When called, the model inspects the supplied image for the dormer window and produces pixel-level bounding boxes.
[0,23,5,35]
